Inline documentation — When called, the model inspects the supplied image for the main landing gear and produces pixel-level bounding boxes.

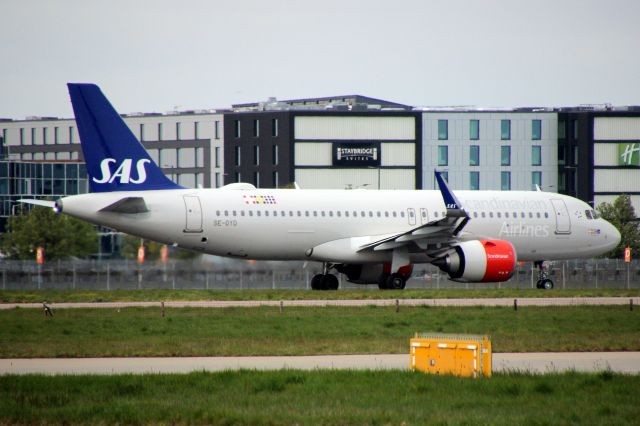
[534,260,554,290]
[377,273,407,290]
[310,263,339,290]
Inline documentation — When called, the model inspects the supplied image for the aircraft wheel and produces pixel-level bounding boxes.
[386,273,406,290]
[541,279,554,290]
[535,280,543,289]
[311,274,325,290]
[325,274,339,290]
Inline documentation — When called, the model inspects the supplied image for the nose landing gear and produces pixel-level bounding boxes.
[534,260,554,290]
[310,262,339,290]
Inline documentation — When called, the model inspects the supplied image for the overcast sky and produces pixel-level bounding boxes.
[1,0,639,119]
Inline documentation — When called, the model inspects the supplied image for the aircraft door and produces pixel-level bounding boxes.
[183,195,203,233]
[550,199,571,234]
[407,208,416,226]
[420,208,429,225]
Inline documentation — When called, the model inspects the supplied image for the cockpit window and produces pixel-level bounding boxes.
[585,210,593,219]
[591,209,600,219]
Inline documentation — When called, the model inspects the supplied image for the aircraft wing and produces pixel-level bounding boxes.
[357,172,471,255]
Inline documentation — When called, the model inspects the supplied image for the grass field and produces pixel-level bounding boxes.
[1,288,638,303]
[1,305,638,357]
[1,370,638,425]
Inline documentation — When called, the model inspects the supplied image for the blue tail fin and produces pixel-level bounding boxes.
[68,83,182,192]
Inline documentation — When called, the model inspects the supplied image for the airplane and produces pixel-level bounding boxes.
[21,83,621,290]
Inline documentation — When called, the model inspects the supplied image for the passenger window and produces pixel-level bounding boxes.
[433,211,438,218]
[536,212,540,218]
[361,211,365,217]
[345,211,349,217]
[281,211,285,217]
[329,211,334,217]
[544,212,549,218]
[224,210,228,216]
[313,211,317,217]
[377,212,381,217]
[257,211,261,217]
[385,212,389,217]
[521,212,525,218]
[505,212,509,218]
[489,212,494,218]
[393,212,397,218]
[473,212,478,218]
[529,212,533,218]
[265,211,269,217]
[400,212,405,218]
[297,211,301,217]
[321,211,325,217]
[289,211,293,217]
[305,211,309,217]
[233,210,237,216]
[216,210,221,216]
[481,212,486,218]
[369,211,373,217]
[497,212,501,218]
[249,211,253,217]
[337,211,341,217]
[241,211,245,217]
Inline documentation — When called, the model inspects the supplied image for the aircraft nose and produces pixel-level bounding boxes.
[603,220,621,252]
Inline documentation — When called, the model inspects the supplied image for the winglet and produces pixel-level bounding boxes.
[435,171,465,215]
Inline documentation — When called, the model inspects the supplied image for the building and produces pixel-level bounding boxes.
[420,110,557,192]
[224,107,421,190]
[558,107,640,211]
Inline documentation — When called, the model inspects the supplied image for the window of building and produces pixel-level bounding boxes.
[234,120,241,138]
[235,171,241,182]
[176,122,181,140]
[253,145,259,165]
[254,172,260,188]
[272,118,278,137]
[215,121,220,139]
[438,145,448,166]
[470,119,479,140]
[44,127,51,145]
[532,171,542,190]
[558,145,566,165]
[532,145,542,166]
[501,171,511,190]
[31,128,36,145]
[273,171,279,188]
[501,119,511,140]
[574,146,579,165]
[19,128,24,145]
[215,147,220,168]
[194,122,199,140]
[440,171,448,183]
[158,123,163,141]
[469,145,479,166]
[215,172,221,188]
[139,123,145,142]
[470,171,480,190]
[272,145,278,165]
[558,120,566,139]
[438,119,448,140]
[501,145,511,166]
[532,119,541,140]
[235,146,241,166]
[253,119,259,137]
[53,127,59,144]
[573,120,578,139]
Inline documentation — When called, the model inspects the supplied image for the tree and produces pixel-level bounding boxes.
[1,206,98,260]
[596,194,640,258]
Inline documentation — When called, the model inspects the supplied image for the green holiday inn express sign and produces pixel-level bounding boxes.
[618,143,640,166]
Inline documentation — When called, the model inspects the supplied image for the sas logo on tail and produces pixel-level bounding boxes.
[93,158,150,184]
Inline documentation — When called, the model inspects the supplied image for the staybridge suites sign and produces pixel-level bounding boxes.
[333,142,381,167]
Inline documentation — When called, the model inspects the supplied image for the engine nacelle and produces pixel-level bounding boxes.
[432,240,516,282]
[336,263,413,284]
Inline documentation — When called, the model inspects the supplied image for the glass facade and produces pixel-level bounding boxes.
[501,119,511,140]
[470,119,479,140]
[437,145,448,166]
[469,145,479,166]
[469,171,479,190]
[501,146,511,166]
[0,161,88,231]
[438,120,448,140]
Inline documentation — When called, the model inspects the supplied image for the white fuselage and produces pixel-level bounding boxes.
[58,188,620,264]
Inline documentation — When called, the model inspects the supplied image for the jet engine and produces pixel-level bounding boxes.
[432,240,516,282]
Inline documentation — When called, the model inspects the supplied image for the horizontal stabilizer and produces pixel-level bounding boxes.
[98,197,149,214]
[18,199,56,208]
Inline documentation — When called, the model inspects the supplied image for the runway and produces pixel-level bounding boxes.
[1,352,639,375]
[1,296,638,310]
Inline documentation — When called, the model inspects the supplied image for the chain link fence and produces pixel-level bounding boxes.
[1,257,639,291]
